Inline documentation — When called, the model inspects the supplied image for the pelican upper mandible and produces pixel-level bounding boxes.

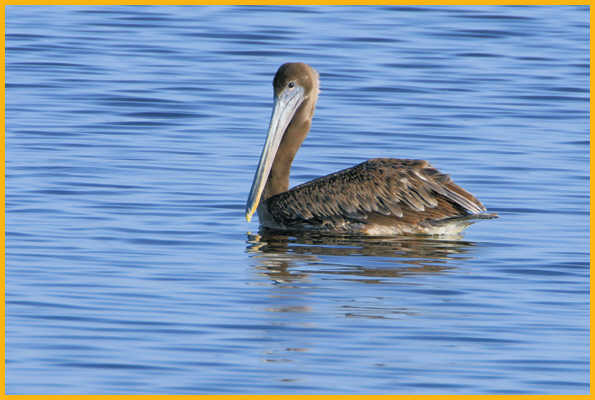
[246,62,496,235]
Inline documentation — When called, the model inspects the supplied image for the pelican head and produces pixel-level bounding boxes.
[246,63,320,222]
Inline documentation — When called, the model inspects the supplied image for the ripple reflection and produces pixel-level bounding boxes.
[246,230,476,284]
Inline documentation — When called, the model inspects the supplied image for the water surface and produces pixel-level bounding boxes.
[5,5,589,394]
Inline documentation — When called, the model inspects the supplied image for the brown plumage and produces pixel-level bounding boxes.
[246,63,496,235]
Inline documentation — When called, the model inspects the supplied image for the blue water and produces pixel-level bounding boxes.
[5,5,589,394]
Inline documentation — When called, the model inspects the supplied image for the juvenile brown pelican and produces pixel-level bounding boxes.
[246,62,496,235]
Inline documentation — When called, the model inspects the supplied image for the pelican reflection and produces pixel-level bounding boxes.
[246,229,477,284]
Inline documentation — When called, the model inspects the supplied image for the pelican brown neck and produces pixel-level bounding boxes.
[262,104,314,201]
[245,63,319,222]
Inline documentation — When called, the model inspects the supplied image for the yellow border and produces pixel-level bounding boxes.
[2,2,591,399]
[1,4,5,398]
[590,4,593,399]
[1,1,592,4]
[590,5,593,399]
[1,397,593,399]
[591,5,593,400]
[1,395,593,399]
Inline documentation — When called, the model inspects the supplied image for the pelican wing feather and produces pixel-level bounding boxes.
[263,158,487,230]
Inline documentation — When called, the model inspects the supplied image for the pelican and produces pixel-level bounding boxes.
[246,62,496,235]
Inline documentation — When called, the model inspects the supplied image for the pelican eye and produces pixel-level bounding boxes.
[288,81,295,89]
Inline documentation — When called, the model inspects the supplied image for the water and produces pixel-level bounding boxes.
[5,5,589,394]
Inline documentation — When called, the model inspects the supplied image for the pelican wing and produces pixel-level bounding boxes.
[264,158,486,229]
